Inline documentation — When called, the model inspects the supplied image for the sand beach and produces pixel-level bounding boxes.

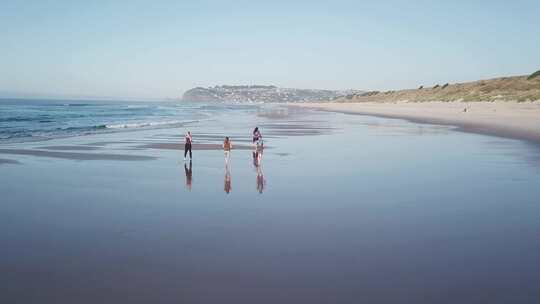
[296,101,540,144]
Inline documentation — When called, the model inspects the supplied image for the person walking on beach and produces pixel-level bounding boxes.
[223,136,232,164]
[252,127,263,156]
[222,137,233,193]
[252,127,262,145]
[184,131,192,161]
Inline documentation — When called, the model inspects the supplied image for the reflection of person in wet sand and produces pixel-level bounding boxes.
[252,150,259,167]
[252,139,264,166]
[224,162,232,194]
[256,165,265,193]
[184,160,192,191]
[253,144,265,193]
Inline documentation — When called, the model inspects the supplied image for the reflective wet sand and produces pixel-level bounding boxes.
[1,105,539,303]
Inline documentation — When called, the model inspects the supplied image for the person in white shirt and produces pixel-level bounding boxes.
[223,136,232,164]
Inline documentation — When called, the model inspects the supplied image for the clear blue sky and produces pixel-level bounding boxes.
[1,0,539,99]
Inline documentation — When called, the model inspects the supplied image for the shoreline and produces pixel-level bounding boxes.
[293,101,540,145]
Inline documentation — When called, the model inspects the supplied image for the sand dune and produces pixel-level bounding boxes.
[335,73,540,103]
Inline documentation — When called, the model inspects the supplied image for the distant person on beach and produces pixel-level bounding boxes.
[184,160,192,191]
[253,137,264,166]
[184,131,192,161]
[252,127,263,157]
[252,127,262,144]
[223,136,232,164]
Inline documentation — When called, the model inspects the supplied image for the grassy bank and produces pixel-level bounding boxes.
[336,71,540,103]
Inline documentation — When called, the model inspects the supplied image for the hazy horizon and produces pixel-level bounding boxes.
[2,0,539,99]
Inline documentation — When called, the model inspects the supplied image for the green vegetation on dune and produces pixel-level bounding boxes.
[335,74,540,103]
[527,70,540,80]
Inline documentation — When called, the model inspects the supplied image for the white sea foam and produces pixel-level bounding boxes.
[105,120,188,129]
[105,119,205,129]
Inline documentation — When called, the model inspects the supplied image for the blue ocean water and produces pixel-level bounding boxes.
[0,99,250,143]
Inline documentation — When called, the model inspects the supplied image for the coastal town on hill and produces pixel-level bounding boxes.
[182,85,363,103]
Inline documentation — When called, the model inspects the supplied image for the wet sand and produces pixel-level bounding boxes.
[295,101,540,144]
[0,119,330,164]
[139,142,254,150]
[1,104,540,303]
[37,145,102,151]
[0,148,156,161]
[0,158,19,165]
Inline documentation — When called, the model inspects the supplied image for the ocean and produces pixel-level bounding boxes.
[0,98,255,143]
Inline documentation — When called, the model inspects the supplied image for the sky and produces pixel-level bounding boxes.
[1,0,539,100]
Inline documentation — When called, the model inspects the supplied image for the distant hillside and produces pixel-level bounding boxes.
[334,72,540,103]
[182,85,362,103]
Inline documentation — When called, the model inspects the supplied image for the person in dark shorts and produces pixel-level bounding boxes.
[184,131,192,161]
